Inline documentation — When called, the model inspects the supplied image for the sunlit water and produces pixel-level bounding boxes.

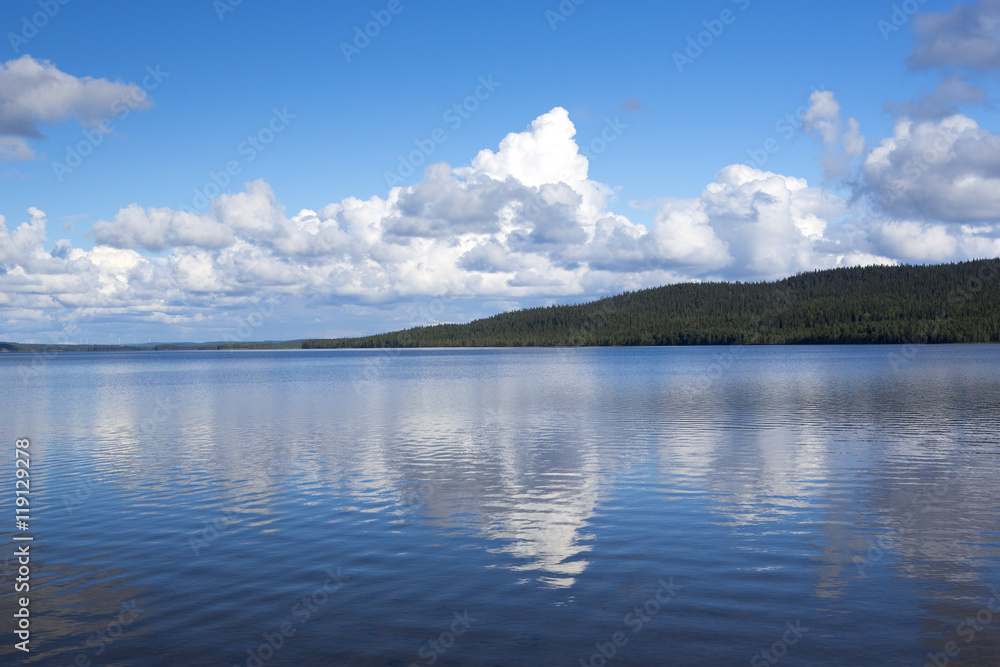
[1,346,998,666]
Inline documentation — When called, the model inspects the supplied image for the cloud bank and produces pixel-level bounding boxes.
[4,95,1000,341]
[4,1,1000,342]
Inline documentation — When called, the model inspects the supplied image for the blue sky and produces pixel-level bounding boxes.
[2,0,999,343]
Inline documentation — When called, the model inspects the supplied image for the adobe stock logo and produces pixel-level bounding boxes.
[877,0,930,40]
[51,65,169,182]
[180,107,295,213]
[7,0,71,54]
[339,0,412,64]
[750,620,809,666]
[545,0,586,31]
[384,75,500,188]
[579,577,682,667]
[672,0,752,74]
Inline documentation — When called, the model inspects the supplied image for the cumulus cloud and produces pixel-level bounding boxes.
[0,208,168,321]
[62,120,872,309]
[618,164,884,281]
[907,0,1000,70]
[799,74,1000,280]
[1,104,992,341]
[92,204,235,251]
[459,106,612,225]
[860,114,1000,222]
[802,91,865,182]
[872,220,959,262]
[870,219,1000,262]
[0,55,154,160]
[844,2,1000,238]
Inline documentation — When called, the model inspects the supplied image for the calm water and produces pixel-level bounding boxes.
[1,346,999,666]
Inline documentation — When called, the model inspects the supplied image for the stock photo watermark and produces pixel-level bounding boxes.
[409,610,477,666]
[18,314,97,378]
[750,620,809,667]
[187,491,257,556]
[214,0,243,21]
[384,75,501,187]
[878,0,930,40]
[552,107,630,186]
[850,478,950,574]
[690,288,795,393]
[187,465,288,556]
[7,0,70,53]
[866,123,956,224]
[579,116,628,162]
[61,474,98,512]
[546,0,586,31]
[673,0,752,74]
[745,85,826,169]
[79,600,144,664]
[50,65,169,182]
[579,577,681,666]
[180,107,295,212]
[924,587,1000,667]
[887,259,999,370]
[349,287,461,390]
[139,397,176,435]
[188,511,234,556]
[221,298,285,346]
[12,438,32,653]
[340,0,412,63]
[233,568,346,667]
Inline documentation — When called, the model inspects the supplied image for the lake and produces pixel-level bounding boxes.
[1,346,999,665]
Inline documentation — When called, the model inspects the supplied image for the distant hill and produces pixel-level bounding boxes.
[302,258,1000,348]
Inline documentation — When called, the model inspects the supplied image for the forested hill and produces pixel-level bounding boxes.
[302,259,1000,348]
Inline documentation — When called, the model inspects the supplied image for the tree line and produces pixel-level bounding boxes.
[302,259,1000,348]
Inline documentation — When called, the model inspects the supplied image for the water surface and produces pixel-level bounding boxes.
[1,346,998,665]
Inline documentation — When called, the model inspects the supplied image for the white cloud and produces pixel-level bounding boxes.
[861,114,1000,222]
[871,219,1000,263]
[645,198,730,270]
[658,164,862,280]
[871,220,959,262]
[0,55,154,161]
[0,208,173,327]
[459,106,612,228]
[0,105,992,340]
[465,107,587,187]
[802,91,865,182]
[92,204,235,251]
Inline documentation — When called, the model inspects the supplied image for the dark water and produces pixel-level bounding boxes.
[1,346,999,666]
